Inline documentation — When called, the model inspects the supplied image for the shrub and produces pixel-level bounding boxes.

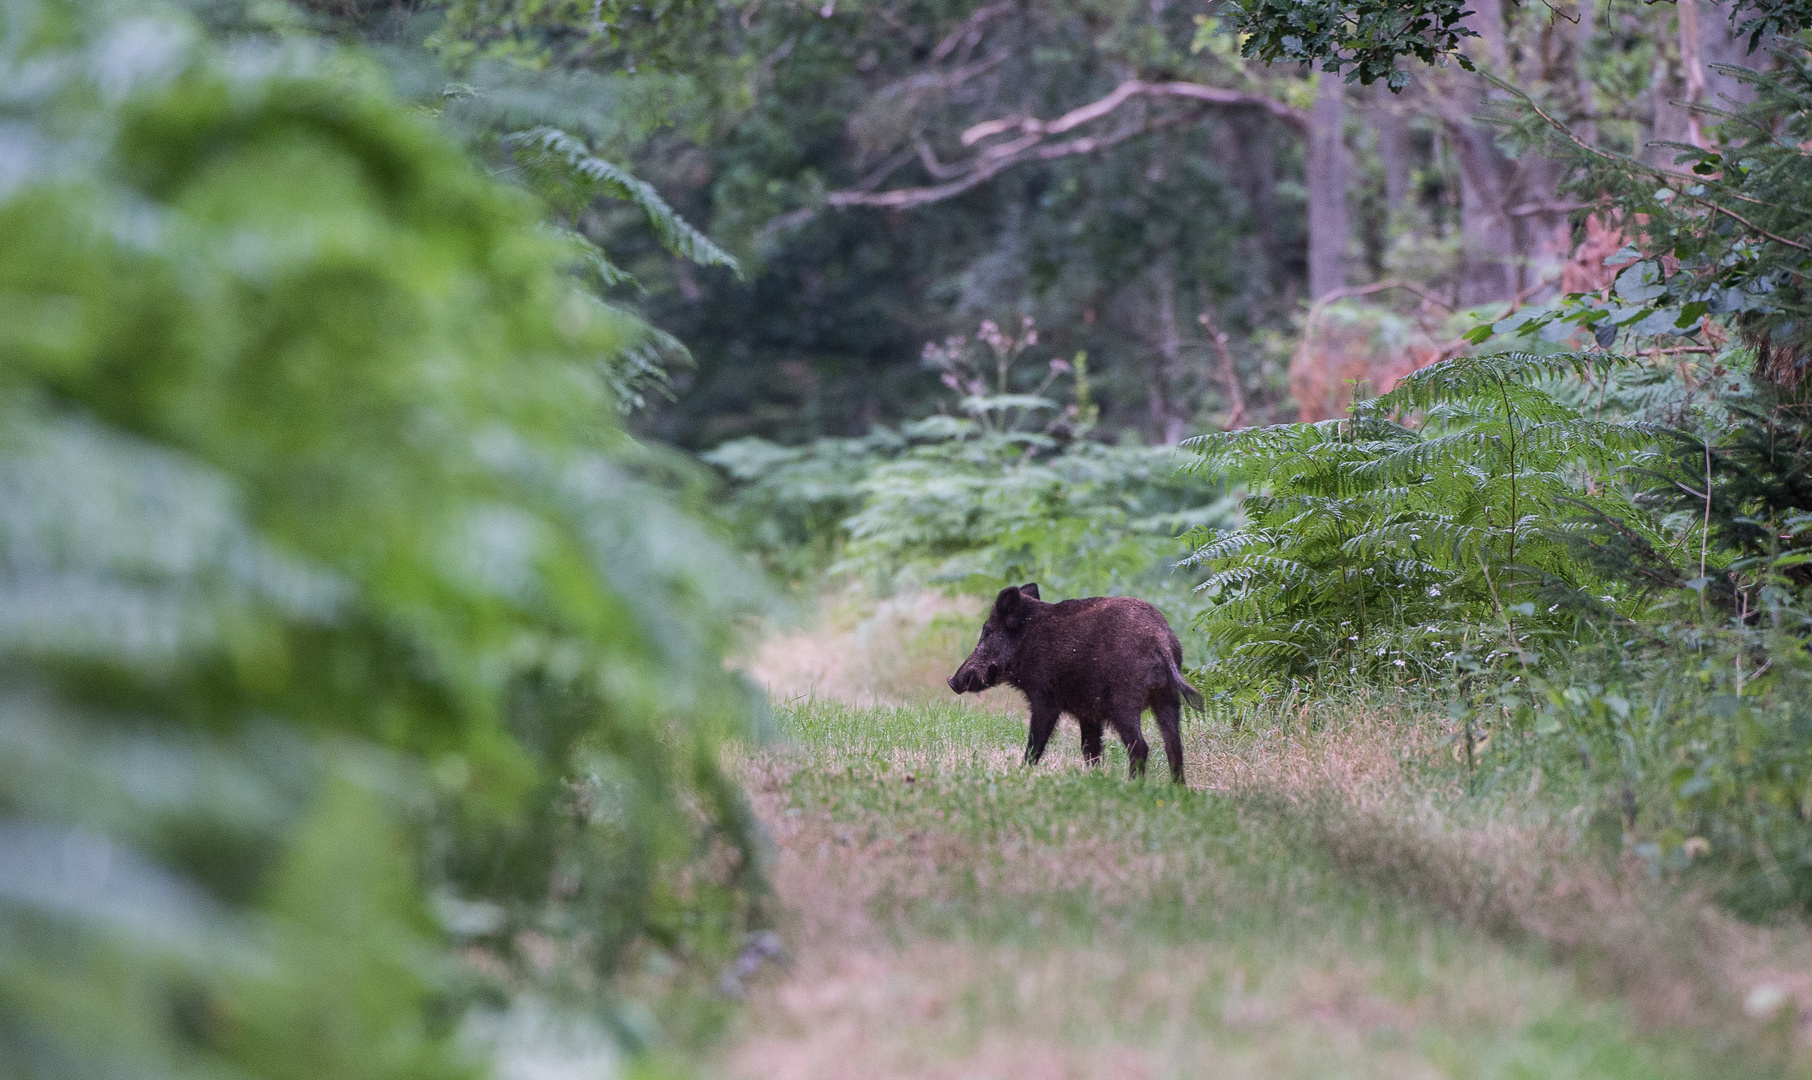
[1181,352,1656,697]
[0,4,766,1077]
[704,323,1231,631]
[1476,629,1812,918]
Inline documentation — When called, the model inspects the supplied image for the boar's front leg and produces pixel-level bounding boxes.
[1024,700,1060,767]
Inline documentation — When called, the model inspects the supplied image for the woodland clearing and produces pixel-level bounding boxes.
[719,599,1812,1080]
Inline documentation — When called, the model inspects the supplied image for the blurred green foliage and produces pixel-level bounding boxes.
[0,1,768,1076]
[427,0,724,71]
[710,420,1227,599]
[704,323,1231,654]
[836,429,1229,602]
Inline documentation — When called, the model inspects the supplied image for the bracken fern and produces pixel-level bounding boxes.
[1182,352,1661,694]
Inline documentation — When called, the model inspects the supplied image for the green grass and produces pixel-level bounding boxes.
[720,698,1800,1080]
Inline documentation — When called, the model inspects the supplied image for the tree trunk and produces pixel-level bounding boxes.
[1470,0,1509,66]
[1226,112,1279,277]
[1679,0,1708,147]
[1231,113,1281,314]
[1441,0,1517,304]
[1307,76,1350,300]
[1145,255,1191,445]
[1373,83,1411,217]
[1646,0,1756,163]
[1447,116,1518,305]
[1574,0,1599,144]
[1700,0,1768,96]
[1509,156,1573,299]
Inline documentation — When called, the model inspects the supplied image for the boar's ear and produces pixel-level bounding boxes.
[1018,583,1040,600]
[992,585,1028,630]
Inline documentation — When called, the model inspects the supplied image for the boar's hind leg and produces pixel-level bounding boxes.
[1152,693,1185,785]
[1025,702,1060,767]
[1079,718,1104,767]
[1107,708,1149,779]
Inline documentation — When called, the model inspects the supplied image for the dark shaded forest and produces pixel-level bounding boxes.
[582,0,1766,446]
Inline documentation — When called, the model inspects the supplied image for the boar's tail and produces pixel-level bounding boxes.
[1168,658,1205,712]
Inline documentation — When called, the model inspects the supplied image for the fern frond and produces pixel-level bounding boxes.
[1188,346,1665,692]
[1230,639,1310,661]
[1183,528,1279,565]
[1379,351,1643,412]
[1204,552,1314,585]
[510,127,740,274]
[590,298,689,410]
[544,222,637,288]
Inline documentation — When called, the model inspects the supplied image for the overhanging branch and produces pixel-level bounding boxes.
[823,78,1308,212]
[961,79,1308,144]
[828,111,1194,210]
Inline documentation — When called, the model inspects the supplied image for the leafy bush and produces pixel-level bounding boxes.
[704,322,1231,624]
[1663,661,1812,917]
[0,4,766,1077]
[836,424,1226,602]
[1492,50,1812,385]
[704,427,907,582]
[1465,628,1811,918]
[1181,352,1655,696]
[1558,376,1812,626]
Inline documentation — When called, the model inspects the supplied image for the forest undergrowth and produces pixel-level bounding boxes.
[719,599,1812,1079]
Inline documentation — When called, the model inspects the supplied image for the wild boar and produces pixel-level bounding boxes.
[947,583,1202,783]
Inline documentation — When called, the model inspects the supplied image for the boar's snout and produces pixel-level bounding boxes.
[946,661,997,694]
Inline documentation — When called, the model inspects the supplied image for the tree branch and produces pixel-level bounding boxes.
[826,78,1307,212]
[962,78,1307,144]
[1307,277,1457,311]
[829,108,1198,210]
[1198,306,1247,430]
[851,145,918,192]
[927,1,1014,64]
[915,139,968,180]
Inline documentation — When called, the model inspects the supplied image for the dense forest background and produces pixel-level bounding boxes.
[553,0,1768,445]
[288,0,1777,451]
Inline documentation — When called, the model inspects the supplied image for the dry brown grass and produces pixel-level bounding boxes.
[1187,694,1812,1055]
[725,937,1515,1080]
[721,764,1652,1080]
[719,723,1690,1077]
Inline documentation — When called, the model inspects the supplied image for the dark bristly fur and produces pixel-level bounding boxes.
[947,583,1202,783]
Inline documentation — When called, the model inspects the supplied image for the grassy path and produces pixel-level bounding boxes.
[711,698,1798,1080]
